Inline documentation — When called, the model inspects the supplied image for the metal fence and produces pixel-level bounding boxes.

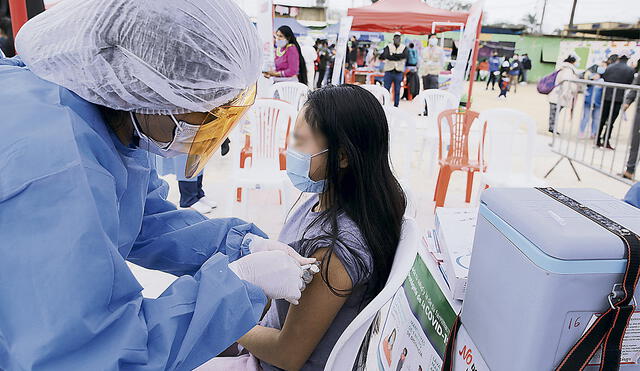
[547,78,640,185]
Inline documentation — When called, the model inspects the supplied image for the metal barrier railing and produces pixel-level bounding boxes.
[546,78,640,185]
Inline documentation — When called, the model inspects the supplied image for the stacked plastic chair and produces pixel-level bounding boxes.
[433,108,484,208]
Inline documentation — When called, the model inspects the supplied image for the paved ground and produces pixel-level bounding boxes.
[131,81,636,298]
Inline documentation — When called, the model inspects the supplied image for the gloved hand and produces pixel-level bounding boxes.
[246,234,316,265]
[228,251,305,305]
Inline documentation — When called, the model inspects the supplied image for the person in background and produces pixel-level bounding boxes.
[486,50,501,90]
[509,54,521,93]
[499,59,510,75]
[316,40,330,89]
[419,35,444,91]
[477,58,489,81]
[366,47,381,69]
[380,32,408,107]
[326,44,336,86]
[299,36,317,89]
[579,63,605,139]
[0,17,14,57]
[264,25,308,85]
[498,71,510,98]
[597,55,635,149]
[548,55,579,134]
[520,53,532,83]
[347,35,358,69]
[406,42,419,68]
[621,71,640,180]
[356,43,367,68]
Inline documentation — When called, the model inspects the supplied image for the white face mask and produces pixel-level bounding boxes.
[429,38,438,47]
[131,112,200,158]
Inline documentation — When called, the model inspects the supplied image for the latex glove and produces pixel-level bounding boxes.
[229,251,305,305]
[246,234,316,265]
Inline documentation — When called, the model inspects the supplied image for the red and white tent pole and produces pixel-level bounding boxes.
[8,0,45,38]
[8,0,28,38]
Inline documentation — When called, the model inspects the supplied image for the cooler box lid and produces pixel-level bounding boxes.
[481,188,640,261]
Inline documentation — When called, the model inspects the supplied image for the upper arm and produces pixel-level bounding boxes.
[276,248,353,369]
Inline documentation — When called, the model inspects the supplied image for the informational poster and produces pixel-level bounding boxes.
[331,16,354,85]
[448,0,484,100]
[556,40,640,70]
[352,255,458,371]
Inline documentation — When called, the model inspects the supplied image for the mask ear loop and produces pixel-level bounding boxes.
[310,148,329,158]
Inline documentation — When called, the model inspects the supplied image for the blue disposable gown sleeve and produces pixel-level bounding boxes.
[127,168,268,276]
[624,182,640,208]
[0,164,266,370]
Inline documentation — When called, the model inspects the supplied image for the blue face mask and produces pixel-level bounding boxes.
[286,148,328,193]
[597,66,606,75]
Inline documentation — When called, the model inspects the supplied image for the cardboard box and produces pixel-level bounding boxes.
[434,208,478,301]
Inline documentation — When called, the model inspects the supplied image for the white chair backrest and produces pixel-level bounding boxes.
[324,218,419,371]
[243,99,295,171]
[479,108,536,178]
[416,89,458,120]
[269,82,310,111]
[384,107,417,180]
[360,84,392,107]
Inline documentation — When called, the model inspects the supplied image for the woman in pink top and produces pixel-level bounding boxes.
[264,25,308,84]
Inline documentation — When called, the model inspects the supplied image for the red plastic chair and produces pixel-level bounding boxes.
[433,108,485,208]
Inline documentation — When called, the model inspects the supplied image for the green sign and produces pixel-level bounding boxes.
[402,254,457,358]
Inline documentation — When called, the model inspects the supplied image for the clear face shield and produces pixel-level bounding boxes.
[184,84,257,178]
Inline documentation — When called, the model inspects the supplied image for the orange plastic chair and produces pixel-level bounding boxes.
[433,108,486,208]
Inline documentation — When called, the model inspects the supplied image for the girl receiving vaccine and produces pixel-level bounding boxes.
[199,85,407,370]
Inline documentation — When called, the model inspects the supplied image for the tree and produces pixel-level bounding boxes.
[521,12,539,33]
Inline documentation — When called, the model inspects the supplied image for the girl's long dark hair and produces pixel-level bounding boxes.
[277,25,308,85]
[297,84,406,303]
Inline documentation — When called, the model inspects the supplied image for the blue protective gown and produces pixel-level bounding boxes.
[0,58,268,370]
[625,182,640,208]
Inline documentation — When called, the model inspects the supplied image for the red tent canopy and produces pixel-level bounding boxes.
[347,0,468,34]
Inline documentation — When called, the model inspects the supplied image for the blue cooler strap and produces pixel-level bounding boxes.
[536,188,640,371]
[441,314,461,371]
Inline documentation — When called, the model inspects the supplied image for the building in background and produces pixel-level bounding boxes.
[563,21,640,40]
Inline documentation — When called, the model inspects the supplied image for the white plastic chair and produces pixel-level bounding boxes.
[269,81,310,111]
[478,108,547,193]
[360,84,392,107]
[324,218,419,371]
[232,99,296,219]
[414,90,459,174]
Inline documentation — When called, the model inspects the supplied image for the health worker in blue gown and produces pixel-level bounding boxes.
[0,0,316,369]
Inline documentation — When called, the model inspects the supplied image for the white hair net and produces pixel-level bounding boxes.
[15,0,261,114]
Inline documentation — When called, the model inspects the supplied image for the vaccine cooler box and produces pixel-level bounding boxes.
[461,188,640,370]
